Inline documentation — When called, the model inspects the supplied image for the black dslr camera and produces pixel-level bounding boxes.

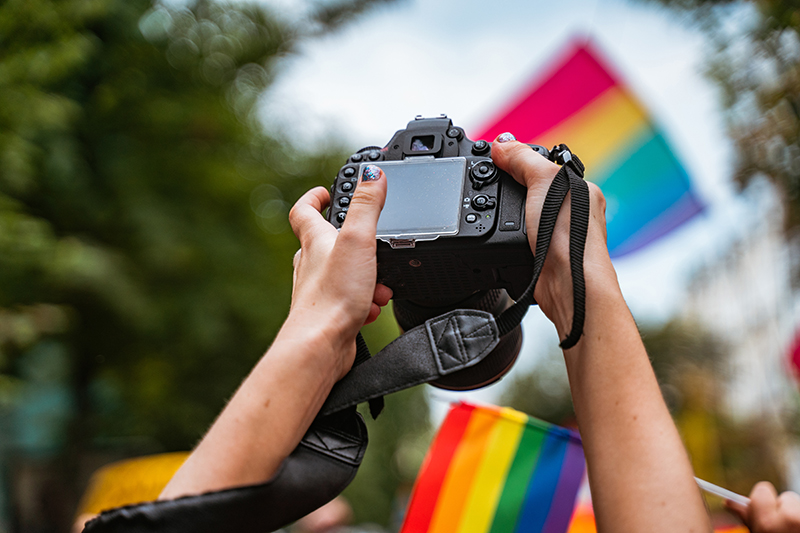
[328,116,550,390]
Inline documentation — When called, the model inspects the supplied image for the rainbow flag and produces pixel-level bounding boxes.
[472,40,703,257]
[401,402,585,533]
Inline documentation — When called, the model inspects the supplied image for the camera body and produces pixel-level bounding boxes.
[328,116,548,303]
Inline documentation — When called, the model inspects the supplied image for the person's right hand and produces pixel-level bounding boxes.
[726,482,800,532]
[490,133,619,342]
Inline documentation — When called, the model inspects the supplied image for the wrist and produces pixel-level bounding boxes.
[538,257,622,340]
[277,308,358,380]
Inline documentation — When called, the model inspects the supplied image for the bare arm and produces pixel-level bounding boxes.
[492,137,712,533]
[160,167,389,498]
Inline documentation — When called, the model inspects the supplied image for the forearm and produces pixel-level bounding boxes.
[160,314,347,499]
[563,276,711,532]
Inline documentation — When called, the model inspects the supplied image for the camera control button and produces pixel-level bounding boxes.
[470,161,497,184]
[336,212,346,224]
[351,153,363,162]
[341,181,354,192]
[447,127,464,140]
[338,197,351,207]
[472,140,490,155]
[368,151,381,161]
[465,213,478,223]
[343,166,356,178]
[472,195,489,209]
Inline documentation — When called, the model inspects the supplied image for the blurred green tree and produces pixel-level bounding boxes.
[640,0,800,497]
[645,0,800,230]
[0,0,420,530]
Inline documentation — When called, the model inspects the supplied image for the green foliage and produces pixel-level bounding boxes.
[648,0,800,230]
[0,0,313,451]
[0,0,422,529]
[641,318,726,411]
[500,319,725,424]
[500,351,575,426]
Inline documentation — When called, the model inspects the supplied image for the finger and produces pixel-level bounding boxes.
[777,491,800,523]
[336,164,387,252]
[364,302,381,325]
[724,498,749,524]
[373,283,393,307]
[490,133,561,189]
[750,481,780,530]
[289,187,332,243]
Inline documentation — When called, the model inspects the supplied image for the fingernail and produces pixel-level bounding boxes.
[362,164,383,182]
[497,132,516,143]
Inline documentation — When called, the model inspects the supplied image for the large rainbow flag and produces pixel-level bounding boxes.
[472,40,703,257]
[401,402,585,533]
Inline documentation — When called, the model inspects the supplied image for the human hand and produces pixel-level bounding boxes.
[287,164,392,380]
[490,134,618,339]
[726,482,800,532]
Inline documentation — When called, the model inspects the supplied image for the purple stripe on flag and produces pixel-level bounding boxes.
[541,440,586,533]
[611,192,705,257]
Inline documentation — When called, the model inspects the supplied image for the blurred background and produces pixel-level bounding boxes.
[1,0,799,531]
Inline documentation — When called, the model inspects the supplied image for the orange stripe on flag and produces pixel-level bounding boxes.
[531,86,650,182]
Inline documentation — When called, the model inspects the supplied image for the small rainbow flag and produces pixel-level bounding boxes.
[401,402,585,533]
[472,39,704,257]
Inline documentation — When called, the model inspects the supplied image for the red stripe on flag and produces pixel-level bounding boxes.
[472,42,619,143]
[400,403,475,533]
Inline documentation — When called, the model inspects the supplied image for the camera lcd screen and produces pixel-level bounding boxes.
[360,157,466,241]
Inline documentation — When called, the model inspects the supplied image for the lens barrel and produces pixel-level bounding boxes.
[392,289,522,390]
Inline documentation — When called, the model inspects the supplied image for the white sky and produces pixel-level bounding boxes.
[257,0,761,409]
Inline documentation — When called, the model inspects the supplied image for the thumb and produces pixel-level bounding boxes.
[336,164,387,250]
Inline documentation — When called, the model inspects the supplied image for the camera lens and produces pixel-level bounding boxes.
[392,289,522,390]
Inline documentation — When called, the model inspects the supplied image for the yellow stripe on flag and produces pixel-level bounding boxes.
[531,86,650,180]
[429,407,497,533]
[457,408,528,533]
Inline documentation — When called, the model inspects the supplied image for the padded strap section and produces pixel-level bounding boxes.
[320,310,499,416]
[83,411,367,533]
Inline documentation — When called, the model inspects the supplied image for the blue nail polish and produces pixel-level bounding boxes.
[362,165,382,182]
[497,132,516,143]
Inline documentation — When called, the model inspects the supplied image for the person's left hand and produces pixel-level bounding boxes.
[726,481,800,532]
[287,164,392,379]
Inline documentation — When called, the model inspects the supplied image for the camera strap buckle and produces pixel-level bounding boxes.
[549,144,586,178]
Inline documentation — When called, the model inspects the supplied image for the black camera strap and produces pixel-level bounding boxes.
[496,144,589,349]
[83,145,591,533]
